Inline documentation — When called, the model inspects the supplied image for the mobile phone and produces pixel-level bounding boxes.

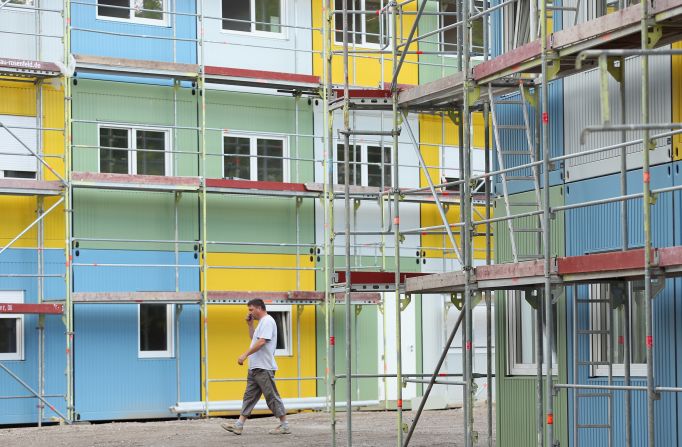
[247,313,254,321]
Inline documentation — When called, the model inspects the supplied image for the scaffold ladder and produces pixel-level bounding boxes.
[488,83,544,262]
[573,285,615,446]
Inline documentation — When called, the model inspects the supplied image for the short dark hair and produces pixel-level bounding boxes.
[247,299,266,311]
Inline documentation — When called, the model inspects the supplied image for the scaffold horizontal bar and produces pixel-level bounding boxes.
[71,172,200,192]
[205,65,320,91]
[72,292,200,303]
[0,303,63,314]
[0,57,61,78]
[0,179,63,196]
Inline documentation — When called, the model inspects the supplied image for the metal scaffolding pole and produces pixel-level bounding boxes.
[391,2,404,444]
[540,1,554,445]
[641,1,656,445]
[341,1,353,444]
[63,0,75,422]
[461,1,474,446]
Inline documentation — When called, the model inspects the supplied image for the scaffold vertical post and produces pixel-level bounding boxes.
[641,1,656,446]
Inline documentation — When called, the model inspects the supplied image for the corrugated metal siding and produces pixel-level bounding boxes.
[72,79,199,176]
[493,80,564,195]
[494,186,565,263]
[564,53,672,183]
[71,0,196,63]
[494,187,568,446]
[673,161,682,445]
[73,249,199,421]
[0,0,63,62]
[565,164,677,446]
[0,249,66,424]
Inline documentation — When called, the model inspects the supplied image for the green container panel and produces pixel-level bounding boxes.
[206,194,315,254]
[73,189,199,251]
[72,80,200,176]
[494,186,568,447]
[204,91,315,183]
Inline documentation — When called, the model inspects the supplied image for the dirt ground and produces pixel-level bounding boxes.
[0,404,495,447]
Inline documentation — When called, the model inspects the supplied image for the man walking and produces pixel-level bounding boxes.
[221,299,290,435]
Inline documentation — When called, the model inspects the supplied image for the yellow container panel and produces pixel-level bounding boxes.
[673,42,682,160]
[418,113,492,260]
[0,80,64,249]
[311,3,419,87]
[202,253,317,404]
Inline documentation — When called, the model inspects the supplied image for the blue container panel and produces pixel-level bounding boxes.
[73,249,199,293]
[74,302,200,421]
[0,249,66,424]
[673,161,682,444]
[71,0,196,63]
[493,80,564,195]
[566,164,677,446]
[73,249,199,421]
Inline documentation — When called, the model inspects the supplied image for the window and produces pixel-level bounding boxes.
[440,0,485,57]
[223,133,288,182]
[0,291,24,361]
[267,305,292,356]
[334,0,389,47]
[99,125,171,176]
[222,0,283,35]
[336,143,391,187]
[502,0,535,53]
[0,115,38,179]
[441,176,485,194]
[97,0,166,25]
[507,290,557,375]
[138,303,174,358]
[589,282,647,376]
[7,0,34,6]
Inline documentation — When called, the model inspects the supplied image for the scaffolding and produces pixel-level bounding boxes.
[3,0,682,446]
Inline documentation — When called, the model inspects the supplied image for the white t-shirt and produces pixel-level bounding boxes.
[248,314,278,371]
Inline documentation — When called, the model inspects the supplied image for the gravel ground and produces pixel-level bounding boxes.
[0,404,495,447]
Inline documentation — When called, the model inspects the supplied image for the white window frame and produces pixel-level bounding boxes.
[439,0,486,60]
[221,0,287,39]
[507,290,558,376]
[333,0,390,49]
[6,0,34,9]
[97,124,172,176]
[137,303,175,359]
[0,114,38,178]
[439,145,486,192]
[589,283,647,377]
[335,142,392,187]
[267,305,292,357]
[0,291,25,361]
[96,0,169,27]
[222,132,289,182]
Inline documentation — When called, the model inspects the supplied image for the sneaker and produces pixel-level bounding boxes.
[221,421,243,435]
[269,424,291,435]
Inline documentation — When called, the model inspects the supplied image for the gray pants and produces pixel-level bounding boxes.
[240,368,286,418]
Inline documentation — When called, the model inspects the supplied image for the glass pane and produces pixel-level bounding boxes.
[99,127,129,174]
[441,0,458,51]
[337,144,361,186]
[270,311,287,351]
[98,0,130,19]
[365,0,386,45]
[367,145,390,187]
[134,0,163,20]
[140,304,167,352]
[224,137,251,180]
[136,130,166,176]
[631,284,647,364]
[335,0,361,44]
[257,139,284,182]
[223,0,251,31]
[512,291,557,367]
[0,318,18,354]
[255,0,281,33]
